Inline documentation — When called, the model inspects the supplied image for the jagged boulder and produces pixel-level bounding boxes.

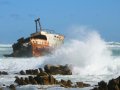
[75,82,90,88]
[38,68,48,76]
[108,79,119,90]
[60,79,73,88]
[20,70,26,75]
[98,80,108,90]
[34,75,44,85]
[60,79,68,88]
[15,74,58,86]
[25,69,39,75]
[44,64,72,75]
[33,69,39,75]
[9,84,16,90]
[26,69,33,75]
[48,74,57,84]
[14,74,91,88]
[24,77,30,84]
[92,78,120,90]
[0,71,8,75]
[76,82,84,87]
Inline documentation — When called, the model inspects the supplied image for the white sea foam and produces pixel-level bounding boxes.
[0,26,120,77]
[42,26,120,76]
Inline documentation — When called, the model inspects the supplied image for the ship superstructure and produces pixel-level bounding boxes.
[4,18,64,57]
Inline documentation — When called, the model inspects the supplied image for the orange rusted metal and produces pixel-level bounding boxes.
[4,18,64,57]
[30,39,49,56]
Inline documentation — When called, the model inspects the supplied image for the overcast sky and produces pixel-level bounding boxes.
[0,0,120,43]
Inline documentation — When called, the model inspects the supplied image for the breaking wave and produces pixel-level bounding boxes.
[0,26,120,77]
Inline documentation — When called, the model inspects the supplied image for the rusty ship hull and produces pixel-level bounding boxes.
[4,18,64,57]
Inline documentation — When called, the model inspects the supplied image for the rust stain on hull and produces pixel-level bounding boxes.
[4,18,64,57]
[30,39,49,57]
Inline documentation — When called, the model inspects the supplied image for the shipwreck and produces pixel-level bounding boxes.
[4,18,64,57]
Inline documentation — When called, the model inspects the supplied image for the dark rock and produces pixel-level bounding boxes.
[14,67,92,89]
[3,84,5,86]
[44,64,72,75]
[20,70,26,75]
[42,76,49,85]
[28,76,34,83]
[14,74,91,89]
[15,77,27,85]
[48,74,57,85]
[60,79,73,88]
[26,69,32,75]
[39,68,43,73]
[9,84,15,90]
[43,65,51,74]
[34,75,44,85]
[108,79,119,90]
[76,82,84,88]
[20,77,27,85]
[92,78,120,90]
[66,80,72,87]
[75,82,90,88]
[25,69,40,75]
[60,79,68,88]
[24,77,30,84]
[83,83,90,87]
[98,80,108,90]
[32,79,38,85]
[37,70,48,76]
[15,77,21,85]
[1,71,8,75]
[28,76,37,84]
[33,69,39,75]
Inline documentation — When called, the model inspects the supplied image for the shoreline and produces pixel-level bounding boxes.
[0,64,91,90]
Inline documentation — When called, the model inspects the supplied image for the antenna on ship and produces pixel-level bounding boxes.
[35,18,42,33]
[38,18,42,32]
[35,19,38,33]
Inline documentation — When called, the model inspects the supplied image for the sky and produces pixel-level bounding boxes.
[0,0,120,43]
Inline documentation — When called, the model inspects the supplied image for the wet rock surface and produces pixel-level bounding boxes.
[9,84,16,90]
[0,71,8,75]
[14,65,90,88]
[19,64,72,75]
[14,74,90,88]
[44,64,72,75]
[0,65,90,89]
[92,76,120,90]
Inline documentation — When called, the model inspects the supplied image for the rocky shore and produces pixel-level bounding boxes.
[1,64,120,90]
[0,64,90,90]
[92,76,120,90]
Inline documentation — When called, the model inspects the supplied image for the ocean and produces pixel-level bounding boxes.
[0,30,120,90]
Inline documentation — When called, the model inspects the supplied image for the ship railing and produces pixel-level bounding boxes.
[42,29,64,36]
[41,29,55,33]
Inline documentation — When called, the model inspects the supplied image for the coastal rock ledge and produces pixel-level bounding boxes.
[19,64,72,75]
[44,64,72,75]
[12,64,89,89]
[92,76,120,90]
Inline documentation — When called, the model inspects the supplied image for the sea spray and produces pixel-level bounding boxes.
[0,57,44,73]
[45,26,112,75]
[0,26,120,77]
[42,26,120,76]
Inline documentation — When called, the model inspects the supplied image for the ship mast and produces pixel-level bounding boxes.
[35,18,42,33]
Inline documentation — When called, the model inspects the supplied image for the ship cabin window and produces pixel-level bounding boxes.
[32,35,47,40]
